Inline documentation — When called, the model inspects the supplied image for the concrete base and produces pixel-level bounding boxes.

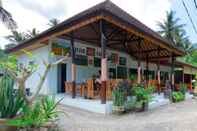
[56,93,172,115]
[56,94,112,114]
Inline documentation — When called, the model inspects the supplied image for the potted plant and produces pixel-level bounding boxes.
[172,91,185,103]
[112,88,125,114]
[0,73,25,131]
[131,84,154,112]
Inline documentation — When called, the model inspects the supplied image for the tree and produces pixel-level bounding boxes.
[48,18,60,27]
[0,0,17,30]
[0,52,69,105]
[26,28,39,38]
[5,30,26,44]
[157,11,193,53]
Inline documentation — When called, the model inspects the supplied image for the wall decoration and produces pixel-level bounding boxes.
[87,47,95,56]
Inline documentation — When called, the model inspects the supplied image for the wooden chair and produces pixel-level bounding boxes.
[86,79,94,99]
[64,82,73,95]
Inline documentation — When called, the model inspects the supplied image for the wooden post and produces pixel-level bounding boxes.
[182,67,184,83]
[157,48,161,94]
[70,32,76,98]
[137,41,141,84]
[157,60,161,94]
[146,55,149,87]
[171,55,175,91]
[100,20,107,104]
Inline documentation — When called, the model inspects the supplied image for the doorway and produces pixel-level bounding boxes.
[57,64,67,93]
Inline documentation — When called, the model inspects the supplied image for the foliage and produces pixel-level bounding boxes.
[179,83,187,95]
[7,96,62,128]
[48,18,60,27]
[112,87,125,107]
[5,30,27,44]
[172,91,185,102]
[157,11,193,53]
[0,0,17,30]
[124,98,136,111]
[0,73,25,118]
[129,74,137,81]
[131,84,154,104]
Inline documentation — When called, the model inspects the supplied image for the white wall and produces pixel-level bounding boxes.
[17,39,172,95]
[17,45,50,95]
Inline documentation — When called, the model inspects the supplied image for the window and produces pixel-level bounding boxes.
[117,66,127,79]
[74,55,88,66]
[144,70,155,80]
[129,68,137,80]
[109,68,116,79]
[94,57,101,67]
[119,57,126,66]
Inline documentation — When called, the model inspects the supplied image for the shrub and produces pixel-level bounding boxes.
[131,84,154,104]
[112,88,125,107]
[0,72,25,118]
[179,83,187,95]
[172,91,185,102]
[7,96,62,129]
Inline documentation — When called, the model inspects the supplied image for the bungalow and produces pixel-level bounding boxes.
[7,0,197,113]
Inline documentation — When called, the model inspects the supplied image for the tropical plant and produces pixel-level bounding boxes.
[26,28,39,38]
[157,11,193,52]
[5,30,27,44]
[7,96,62,129]
[131,84,154,104]
[112,88,125,107]
[0,51,68,106]
[0,0,17,30]
[172,91,185,102]
[179,83,187,95]
[0,72,25,118]
[48,18,60,27]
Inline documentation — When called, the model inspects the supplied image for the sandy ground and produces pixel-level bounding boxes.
[58,99,197,131]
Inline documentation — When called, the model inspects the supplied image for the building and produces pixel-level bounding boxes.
[7,0,197,113]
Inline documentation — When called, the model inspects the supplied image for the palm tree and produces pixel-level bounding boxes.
[26,28,39,38]
[48,18,60,27]
[5,30,26,44]
[157,11,193,52]
[0,0,17,30]
[157,11,185,45]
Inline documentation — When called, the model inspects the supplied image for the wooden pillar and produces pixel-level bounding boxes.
[182,67,184,83]
[157,60,161,94]
[157,48,161,94]
[146,55,149,87]
[171,55,175,91]
[137,41,141,84]
[70,32,76,98]
[100,20,107,104]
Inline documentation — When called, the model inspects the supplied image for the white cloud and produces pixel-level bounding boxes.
[0,0,173,49]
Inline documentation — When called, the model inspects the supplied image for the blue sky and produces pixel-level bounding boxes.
[172,0,197,44]
[0,0,196,48]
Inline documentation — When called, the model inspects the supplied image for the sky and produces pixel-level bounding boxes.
[0,0,196,49]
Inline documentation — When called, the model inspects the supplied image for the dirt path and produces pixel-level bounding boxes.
[58,99,197,131]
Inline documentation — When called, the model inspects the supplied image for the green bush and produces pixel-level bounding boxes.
[0,73,25,118]
[112,88,125,107]
[179,83,187,95]
[131,84,154,104]
[172,91,185,102]
[7,96,62,128]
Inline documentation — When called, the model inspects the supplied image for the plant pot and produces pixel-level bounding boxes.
[0,119,17,131]
[142,102,148,111]
[112,106,124,114]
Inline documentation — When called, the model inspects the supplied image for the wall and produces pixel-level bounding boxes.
[17,45,50,94]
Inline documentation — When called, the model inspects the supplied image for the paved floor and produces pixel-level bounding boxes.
[58,98,197,131]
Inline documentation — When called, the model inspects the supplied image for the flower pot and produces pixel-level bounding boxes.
[112,106,124,114]
[142,102,148,111]
[0,119,17,131]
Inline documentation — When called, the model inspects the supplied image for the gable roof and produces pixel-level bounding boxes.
[6,0,185,55]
